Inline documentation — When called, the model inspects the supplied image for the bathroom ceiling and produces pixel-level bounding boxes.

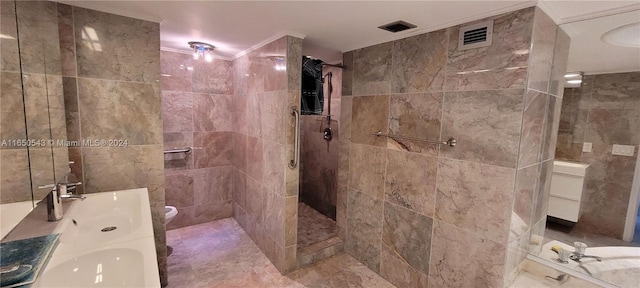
[56,0,639,63]
[562,9,640,74]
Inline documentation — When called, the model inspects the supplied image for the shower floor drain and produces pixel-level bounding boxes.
[101,226,117,232]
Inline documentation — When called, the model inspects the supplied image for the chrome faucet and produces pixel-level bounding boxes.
[38,182,84,221]
[570,242,603,262]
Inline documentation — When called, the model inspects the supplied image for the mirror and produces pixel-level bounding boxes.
[0,0,69,238]
[530,9,640,287]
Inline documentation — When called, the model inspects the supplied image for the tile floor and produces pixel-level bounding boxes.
[296,202,336,249]
[166,218,394,288]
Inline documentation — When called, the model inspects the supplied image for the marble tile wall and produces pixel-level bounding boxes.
[507,10,569,285]
[1,1,67,204]
[339,7,567,287]
[56,4,167,286]
[299,66,342,220]
[160,50,233,231]
[554,71,640,239]
[232,36,302,273]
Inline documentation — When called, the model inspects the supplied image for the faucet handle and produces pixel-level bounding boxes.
[574,241,587,256]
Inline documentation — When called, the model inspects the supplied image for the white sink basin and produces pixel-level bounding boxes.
[37,237,159,287]
[31,188,159,288]
[54,189,154,255]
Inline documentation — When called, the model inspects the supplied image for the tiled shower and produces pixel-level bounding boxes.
[156,5,571,288]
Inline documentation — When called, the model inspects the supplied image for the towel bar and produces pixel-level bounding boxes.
[163,147,192,154]
[372,130,457,147]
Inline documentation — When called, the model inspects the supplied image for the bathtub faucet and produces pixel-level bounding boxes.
[570,242,603,262]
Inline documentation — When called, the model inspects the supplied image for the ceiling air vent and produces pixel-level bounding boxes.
[458,20,493,51]
[378,20,417,33]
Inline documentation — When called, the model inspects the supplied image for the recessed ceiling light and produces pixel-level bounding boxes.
[601,22,640,48]
[567,79,582,84]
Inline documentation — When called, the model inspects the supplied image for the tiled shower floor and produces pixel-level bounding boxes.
[296,202,337,249]
[165,218,394,287]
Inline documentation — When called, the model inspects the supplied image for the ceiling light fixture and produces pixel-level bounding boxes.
[567,79,582,84]
[601,22,640,48]
[188,41,215,62]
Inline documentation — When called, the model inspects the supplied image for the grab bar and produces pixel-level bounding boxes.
[289,107,300,169]
[163,147,192,154]
[372,130,457,147]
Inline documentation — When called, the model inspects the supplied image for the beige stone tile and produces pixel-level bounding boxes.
[0,149,31,204]
[193,166,232,204]
[382,202,432,275]
[590,72,640,109]
[57,4,76,77]
[81,145,164,195]
[533,159,553,222]
[284,196,298,247]
[351,95,389,147]
[263,189,285,246]
[436,158,515,244]
[167,206,195,231]
[194,200,232,224]
[193,132,233,168]
[429,220,506,288]
[78,78,162,145]
[263,140,285,196]
[232,169,247,208]
[584,108,640,146]
[193,93,232,132]
[262,37,287,92]
[232,55,248,96]
[62,77,80,142]
[541,95,562,161]
[341,51,354,96]
[244,136,263,181]
[346,190,382,273]
[164,168,195,209]
[353,42,393,96]
[247,92,262,138]
[0,1,19,73]
[440,89,524,168]
[337,140,350,187]
[445,8,534,91]
[391,29,447,93]
[162,91,193,133]
[582,144,638,184]
[15,1,61,75]
[578,180,630,239]
[22,74,58,141]
[0,72,26,145]
[192,59,233,94]
[348,143,386,199]
[384,150,437,217]
[549,27,570,97]
[160,51,193,92]
[74,7,160,82]
[261,91,286,144]
[379,244,429,288]
[286,36,302,94]
[512,164,539,239]
[526,8,556,93]
[339,97,352,141]
[518,91,546,168]
[245,176,264,225]
[233,133,246,172]
[388,92,442,156]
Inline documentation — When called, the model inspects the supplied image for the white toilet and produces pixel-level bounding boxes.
[165,206,178,224]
